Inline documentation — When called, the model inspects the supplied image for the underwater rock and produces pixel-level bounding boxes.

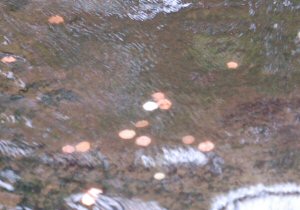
[211,183,300,210]
[0,69,26,90]
[0,169,18,193]
[0,179,14,191]
[134,145,209,168]
[39,88,79,106]
[40,150,109,169]
[207,153,224,175]
[0,139,224,174]
[0,169,20,183]
[0,139,108,169]
[65,193,167,210]
[0,140,41,158]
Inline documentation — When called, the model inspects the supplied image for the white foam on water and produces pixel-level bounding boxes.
[60,0,191,21]
[128,0,191,21]
[211,183,300,210]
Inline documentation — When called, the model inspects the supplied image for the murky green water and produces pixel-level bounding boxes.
[0,0,300,209]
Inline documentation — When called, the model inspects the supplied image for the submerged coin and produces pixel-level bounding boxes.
[81,193,96,206]
[1,56,16,64]
[198,141,215,152]
[75,141,91,152]
[143,101,159,111]
[48,15,64,24]
[227,61,238,69]
[158,99,172,110]
[182,135,195,145]
[118,129,136,140]
[135,120,149,128]
[62,145,75,154]
[152,92,166,102]
[154,172,166,180]
[135,136,152,147]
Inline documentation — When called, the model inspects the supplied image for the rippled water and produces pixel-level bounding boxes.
[0,0,300,209]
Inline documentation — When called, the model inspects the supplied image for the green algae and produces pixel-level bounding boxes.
[188,35,243,72]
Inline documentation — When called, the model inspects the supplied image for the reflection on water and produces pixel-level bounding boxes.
[127,0,191,21]
[211,183,300,210]
[0,0,300,209]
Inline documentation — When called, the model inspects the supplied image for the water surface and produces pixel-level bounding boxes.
[0,0,300,209]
